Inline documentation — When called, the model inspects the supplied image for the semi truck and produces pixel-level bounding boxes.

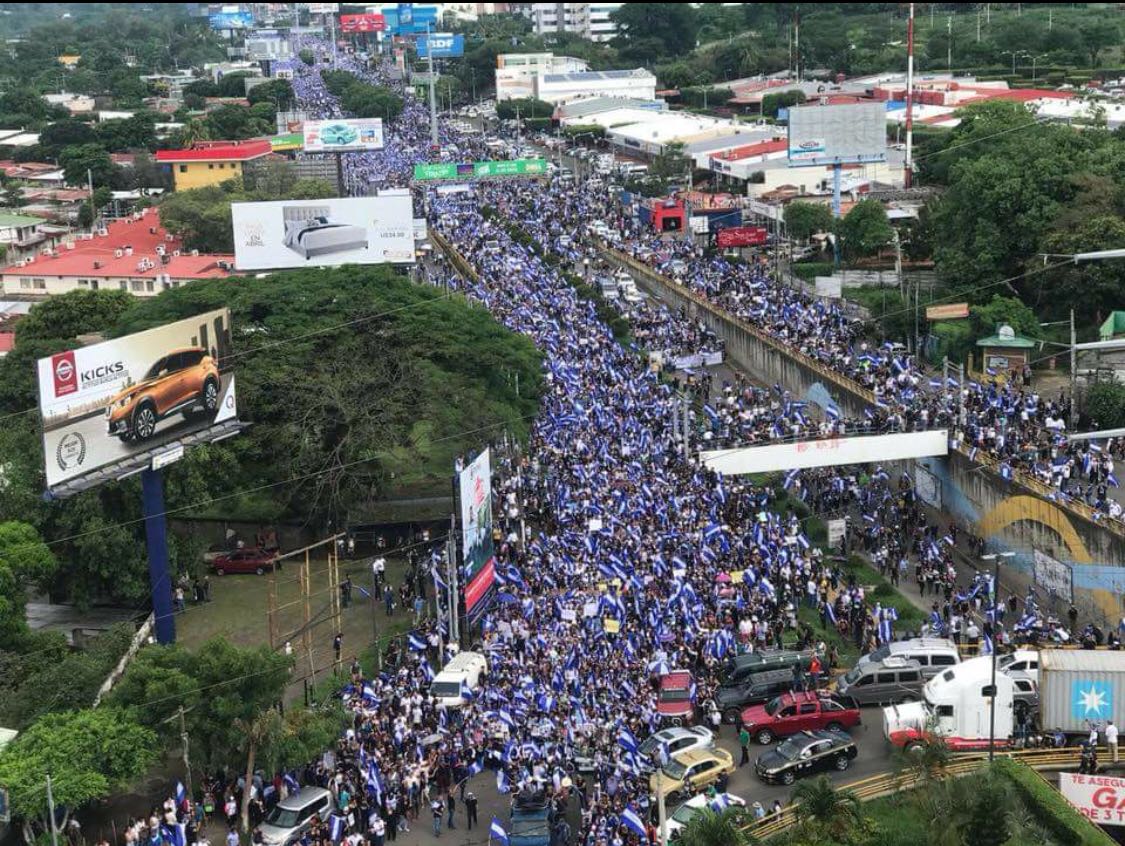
[882,656,1014,751]
[1038,649,1125,735]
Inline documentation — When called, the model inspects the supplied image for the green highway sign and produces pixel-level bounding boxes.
[413,159,547,181]
[413,163,459,181]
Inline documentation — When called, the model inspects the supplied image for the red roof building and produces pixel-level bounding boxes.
[155,140,273,190]
[0,207,233,300]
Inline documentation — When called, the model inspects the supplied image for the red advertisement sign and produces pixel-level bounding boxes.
[51,351,78,397]
[717,226,768,248]
[339,13,386,32]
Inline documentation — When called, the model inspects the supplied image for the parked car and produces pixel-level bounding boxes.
[210,548,277,575]
[754,730,858,786]
[106,347,221,442]
[834,656,926,706]
[1008,669,1040,722]
[997,649,1040,683]
[665,793,746,839]
[721,649,816,686]
[739,692,862,745]
[260,787,333,846]
[637,726,714,765]
[856,638,960,679]
[657,670,696,726]
[716,669,802,722]
[649,748,735,801]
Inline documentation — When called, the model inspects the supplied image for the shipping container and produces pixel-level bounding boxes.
[1038,649,1125,735]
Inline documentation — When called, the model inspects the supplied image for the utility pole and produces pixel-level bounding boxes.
[977,7,982,42]
[370,557,381,669]
[947,16,952,71]
[447,513,460,646]
[656,771,668,846]
[905,3,915,188]
[794,11,800,81]
[46,774,58,846]
[87,168,96,231]
[426,23,439,148]
[1070,308,1078,429]
[178,706,193,804]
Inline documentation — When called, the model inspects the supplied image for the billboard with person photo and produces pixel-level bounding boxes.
[37,309,239,489]
[460,448,495,619]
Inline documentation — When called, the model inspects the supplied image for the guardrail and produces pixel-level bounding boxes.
[603,246,1125,541]
[747,746,1092,840]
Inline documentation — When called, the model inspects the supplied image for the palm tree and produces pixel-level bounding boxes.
[179,119,210,147]
[236,708,283,832]
[790,775,864,840]
[891,736,951,786]
[677,807,758,846]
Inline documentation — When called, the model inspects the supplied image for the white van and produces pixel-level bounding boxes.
[429,650,489,708]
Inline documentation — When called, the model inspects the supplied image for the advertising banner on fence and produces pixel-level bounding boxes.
[716,226,767,248]
[303,118,384,152]
[339,13,386,32]
[417,33,464,58]
[231,195,414,270]
[460,449,496,620]
[701,430,949,476]
[1060,772,1125,827]
[413,159,547,181]
[38,310,238,489]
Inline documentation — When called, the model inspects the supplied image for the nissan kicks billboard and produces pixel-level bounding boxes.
[303,118,384,153]
[37,309,238,489]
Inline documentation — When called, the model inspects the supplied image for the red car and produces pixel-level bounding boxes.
[657,670,697,726]
[739,692,861,745]
[210,548,277,576]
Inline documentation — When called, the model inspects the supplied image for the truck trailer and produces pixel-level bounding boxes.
[1038,649,1125,735]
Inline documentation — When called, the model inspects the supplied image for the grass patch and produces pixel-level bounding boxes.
[842,284,907,317]
[795,605,859,664]
[993,758,1116,846]
[844,554,925,630]
[790,261,835,282]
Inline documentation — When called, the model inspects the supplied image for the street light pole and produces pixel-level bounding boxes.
[982,551,1015,763]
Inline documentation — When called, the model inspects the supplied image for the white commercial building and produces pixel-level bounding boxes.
[606,113,744,157]
[512,3,622,42]
[495,52,589,101]
[535,68,656,105]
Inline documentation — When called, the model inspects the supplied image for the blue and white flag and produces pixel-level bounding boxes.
[175,781,186,805]
[329,815,345,842]
[982,634,994,656]
[618,726,639,754]
[489,818,510,846]
[825,402,840,421]
[783,468,800,490]
[621,805,647,838]
[283,772,300,794]
[1109,473,1120,488]
[496,769,512,794]
[709,794,733,812]
[160,825,185,846]
[407,631,427,651]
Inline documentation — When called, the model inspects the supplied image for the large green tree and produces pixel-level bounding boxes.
[611,3,699,61]
[0,708,158,843]
[58,143,116,187]
[784,201,835,242]
[839,199,893,260]
[0,522,56,649]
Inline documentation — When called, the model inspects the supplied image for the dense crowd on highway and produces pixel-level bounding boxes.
[219,39,1124,846]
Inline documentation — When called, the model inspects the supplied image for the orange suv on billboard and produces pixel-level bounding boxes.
[106,347,221,442]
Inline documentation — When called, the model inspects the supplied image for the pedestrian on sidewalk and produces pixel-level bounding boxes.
[430,799,443,837]
[464,793,478,829]
[738,727,750,767]
[1108,720,1119,764]
[446,793,456,830]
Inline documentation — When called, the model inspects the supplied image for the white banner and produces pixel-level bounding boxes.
[1033,549,1073,603]
[815,276,842,298]
[914,460,942,509]
[231,195,414,270]
[701,430,949,476]
[827,519,846,547]
[689,216,709,234]
[1059,772,1125,827]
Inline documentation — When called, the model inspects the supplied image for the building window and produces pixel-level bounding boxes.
[208,163,214,169]
[179,165,187,173]
[130,280,143,292]
[146,280,154,292]
[33,278,45,289]
[119,281,128,290]
[77,279,89,287]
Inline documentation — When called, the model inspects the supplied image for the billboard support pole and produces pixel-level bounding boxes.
[426,23,439,148]
[335,152,345,196]
[141,468,176,645]
[905,2,915,188]
[832,163,842,269]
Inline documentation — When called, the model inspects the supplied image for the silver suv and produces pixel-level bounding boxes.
[260,787,333,846]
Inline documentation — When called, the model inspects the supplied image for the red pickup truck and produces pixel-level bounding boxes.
[657,670,697,726]
[739,691,861,745]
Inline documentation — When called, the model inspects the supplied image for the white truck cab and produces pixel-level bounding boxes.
[883,656,1014,752]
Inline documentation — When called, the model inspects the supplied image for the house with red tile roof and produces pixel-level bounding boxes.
[0,207,233,299]
[155,139,272,191]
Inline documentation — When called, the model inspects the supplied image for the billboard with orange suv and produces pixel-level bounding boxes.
[37,309,239,489]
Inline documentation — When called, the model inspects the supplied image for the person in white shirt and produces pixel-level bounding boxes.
[1107,720,1119,764]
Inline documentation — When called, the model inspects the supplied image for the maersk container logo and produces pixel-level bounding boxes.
[1072,679,1113,720]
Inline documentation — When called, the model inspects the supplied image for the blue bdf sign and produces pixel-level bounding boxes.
[418,33,464,58]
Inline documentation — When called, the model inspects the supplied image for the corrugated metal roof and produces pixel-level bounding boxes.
[1040,650,1125,673]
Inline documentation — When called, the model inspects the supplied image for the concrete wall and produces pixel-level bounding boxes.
[605,246,1125,625]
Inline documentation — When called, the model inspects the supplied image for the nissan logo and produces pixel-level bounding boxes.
[55,359,74,382]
